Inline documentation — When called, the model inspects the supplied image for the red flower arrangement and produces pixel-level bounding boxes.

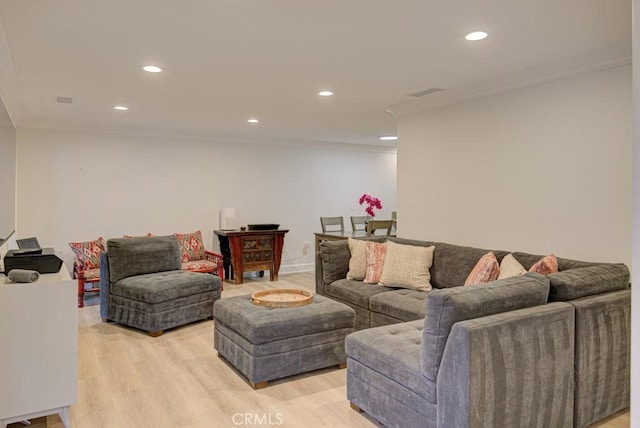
[359,193,382,218]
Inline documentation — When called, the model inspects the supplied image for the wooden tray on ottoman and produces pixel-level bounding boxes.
[251,289,313,308]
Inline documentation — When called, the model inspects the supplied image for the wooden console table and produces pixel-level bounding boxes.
[215,229,289,285]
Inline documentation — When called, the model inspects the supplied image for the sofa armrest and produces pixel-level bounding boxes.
[204,250,225,280]
[317,240,351,295]
[204,250,223,265]
[315,251,326,295]
[99,252,110,319]
[571,289,631,427]
[437,302,574,428]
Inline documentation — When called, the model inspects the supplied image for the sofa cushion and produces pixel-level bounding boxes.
[107,235,182,282]
[430,242,509,289]
[378,241,435,291]
[347,238,367,280]
[369,289,430,322]
[182,260,218,272]
[547,264,630,301]
[421,273,550,381]
[319,240,351,284]
[364,241,387,284]
[464,252,499,285]
[498,253,527,279]
[529,254,558,275]
[80,268,100,280]
[325,279,394,309]
[345,320,437,402]
[111,270,220,304]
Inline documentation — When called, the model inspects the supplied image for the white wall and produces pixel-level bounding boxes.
[397,65,632,268]
[16,128,397,272]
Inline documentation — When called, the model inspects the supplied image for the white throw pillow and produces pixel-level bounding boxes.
[378,241,435,291]
[498,253,527,279]
[346,238,367,280]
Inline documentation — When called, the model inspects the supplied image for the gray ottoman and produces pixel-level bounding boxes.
[213,293,355,388]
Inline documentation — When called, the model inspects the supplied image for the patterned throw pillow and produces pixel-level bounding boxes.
[346,238,367,281]
[464,251,500,285]
[378,241,434,291]
[529,254,558,275]
[498,253,527,280]
[174,230,206,262]
[364,241,387,284]
[68,237,106,270]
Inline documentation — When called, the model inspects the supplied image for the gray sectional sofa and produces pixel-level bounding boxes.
[315,236,631,428]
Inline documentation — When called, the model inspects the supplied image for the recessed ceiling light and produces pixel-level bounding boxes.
[143,65,163,73]
[247,118,259,123]
[318,90,334,97]
[465,31,488,41]
[113,105,129,111]
[379,136,398,141]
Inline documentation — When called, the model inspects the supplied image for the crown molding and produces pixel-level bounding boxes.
[19,121,398,154]
[0,19,24,126]
[386,42,632,118]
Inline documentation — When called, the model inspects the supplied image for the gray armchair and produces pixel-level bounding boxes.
[100,235,222,336]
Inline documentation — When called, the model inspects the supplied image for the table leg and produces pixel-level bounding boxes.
[59,406,71,428]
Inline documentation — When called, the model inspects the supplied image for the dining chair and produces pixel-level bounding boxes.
[320,216,345,233]
[366,219,394,236]
[350,216,368,232]
[391,211,397,233]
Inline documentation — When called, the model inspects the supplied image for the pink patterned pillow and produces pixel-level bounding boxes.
[364,241,387,284]
[68,237,106,270]
[174,230,206,262]
[123,233,155,238]
[464,252,500,286]
[529,254,558,275]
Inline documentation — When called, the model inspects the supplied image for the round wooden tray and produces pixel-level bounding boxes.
[250,288,313,308]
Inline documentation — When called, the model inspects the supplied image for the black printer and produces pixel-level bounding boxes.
[3,248,63,275]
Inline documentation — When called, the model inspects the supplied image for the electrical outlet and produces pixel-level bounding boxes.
[302,242,310,255]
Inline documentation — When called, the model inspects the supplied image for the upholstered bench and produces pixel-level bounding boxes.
[213,293,355,388]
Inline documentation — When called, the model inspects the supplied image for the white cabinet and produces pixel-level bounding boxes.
[0,268,77,428]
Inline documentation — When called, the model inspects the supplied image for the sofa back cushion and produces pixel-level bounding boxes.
[107,235,182,283]
[511,252,630,301]
[429,242,509,289]
[421,273,550,381]
[511,251,596,271]
[319,240,351,284]
[547,264,630,301]
[387,237,436,248]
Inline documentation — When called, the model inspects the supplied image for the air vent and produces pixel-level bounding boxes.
[56,96,73,104]
[407,88,443,98]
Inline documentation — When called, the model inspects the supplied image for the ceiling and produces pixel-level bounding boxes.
[0,0,632,148]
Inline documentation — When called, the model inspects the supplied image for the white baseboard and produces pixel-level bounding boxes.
[279,263,314,274]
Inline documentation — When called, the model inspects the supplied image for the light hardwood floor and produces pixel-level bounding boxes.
[10,271,629,428]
